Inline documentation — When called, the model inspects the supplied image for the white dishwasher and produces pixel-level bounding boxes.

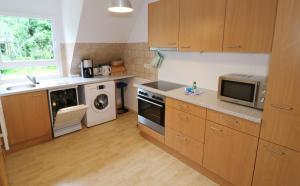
[49,86,88,137]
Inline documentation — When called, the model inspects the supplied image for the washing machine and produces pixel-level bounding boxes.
[79,81,116,127]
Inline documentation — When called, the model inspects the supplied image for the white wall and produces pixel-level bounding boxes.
[61,0,83,43]
[159,52,270,90]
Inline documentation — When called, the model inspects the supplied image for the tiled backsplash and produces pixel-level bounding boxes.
[122,43,157,81]
[62,42,157,81]
[70,43,125,75]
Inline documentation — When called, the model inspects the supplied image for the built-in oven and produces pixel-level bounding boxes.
[137,88,165,135]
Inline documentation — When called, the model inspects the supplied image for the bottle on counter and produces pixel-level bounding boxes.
[192,81,197,92]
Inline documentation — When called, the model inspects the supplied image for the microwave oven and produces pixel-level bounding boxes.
[218,74,267,110]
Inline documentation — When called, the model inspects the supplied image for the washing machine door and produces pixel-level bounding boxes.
[92,92,111,112]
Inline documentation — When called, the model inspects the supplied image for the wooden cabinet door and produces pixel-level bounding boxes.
[2,91,52,145]
[0,147,9,186]
[148,0,179,48]
[261,0,300,152]
[203,121,258,186]
[179,0,226,52]
[166,107,205,143]
[253,140,300,186]
[165,129,203,165]
[223,0,277,53]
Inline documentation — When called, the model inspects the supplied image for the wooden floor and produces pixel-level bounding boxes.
[5,112,218,186]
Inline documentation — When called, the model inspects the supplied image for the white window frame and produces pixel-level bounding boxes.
[0,11,63,82]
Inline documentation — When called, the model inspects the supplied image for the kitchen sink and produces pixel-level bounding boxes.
[6,84,37,91]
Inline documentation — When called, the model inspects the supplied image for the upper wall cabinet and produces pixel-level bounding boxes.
[223,0,278,53]
[179,0,226,52]
[148,0,179,49]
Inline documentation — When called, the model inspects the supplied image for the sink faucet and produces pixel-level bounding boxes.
[26,75,38,85]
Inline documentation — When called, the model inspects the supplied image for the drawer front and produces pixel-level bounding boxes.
[207,109,260,137]
[166,98,206,119]
[166,129,203,165]
[166,107,205,143]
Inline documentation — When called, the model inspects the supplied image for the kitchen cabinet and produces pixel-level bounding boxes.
[203,121,258,186]
[165,128,203,165]
[148,0,179,49]
[179,0,226,51]
[207,109,260,137]
[253,140,300,186]
[165,98,206,165]
[1,91,52,151]
[166,98,206,118]
[223,0,277,53]
[0,143,9,186]
[260,0,300,152]
[166,107,205,143]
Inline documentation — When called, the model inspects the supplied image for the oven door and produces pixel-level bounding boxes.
[137,96,165,135]
[218,79,258,107]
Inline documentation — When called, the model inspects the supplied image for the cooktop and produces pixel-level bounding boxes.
[142,81,185,91]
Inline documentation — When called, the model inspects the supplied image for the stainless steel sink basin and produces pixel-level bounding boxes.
[6,84,37,91]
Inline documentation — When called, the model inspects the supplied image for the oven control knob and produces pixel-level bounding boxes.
[144,92,148,96]
[152,95,156,99]
[260,97,265,103]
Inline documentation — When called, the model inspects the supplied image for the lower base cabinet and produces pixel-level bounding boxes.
[1,91,52,151]
[165,129,203,165]
[252,140,300,186]
[203,121,258,186]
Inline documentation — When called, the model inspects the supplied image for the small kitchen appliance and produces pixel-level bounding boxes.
[218,73,267,110]
[100,65,112,76]
[81,59,94,78]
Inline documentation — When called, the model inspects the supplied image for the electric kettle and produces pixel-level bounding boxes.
[101,65,112,76]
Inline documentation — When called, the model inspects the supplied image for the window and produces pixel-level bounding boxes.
[0,14,60,81]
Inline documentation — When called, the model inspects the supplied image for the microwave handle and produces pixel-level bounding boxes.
[137,97,164,108]
[253,82,260,106]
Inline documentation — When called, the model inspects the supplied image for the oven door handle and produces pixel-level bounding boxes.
[137,97,164,108]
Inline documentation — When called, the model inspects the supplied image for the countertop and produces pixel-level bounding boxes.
[0,74,135,97]
[135,83,263,124]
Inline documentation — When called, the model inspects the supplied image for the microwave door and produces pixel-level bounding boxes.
[219,80,258,107]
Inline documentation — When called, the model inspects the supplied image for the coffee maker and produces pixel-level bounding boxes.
[81,59,94,78]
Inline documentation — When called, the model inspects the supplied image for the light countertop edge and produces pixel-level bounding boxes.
[134,83,262,124]
[0,74,135,97]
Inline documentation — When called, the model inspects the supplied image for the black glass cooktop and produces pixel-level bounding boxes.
[142,81,185,91]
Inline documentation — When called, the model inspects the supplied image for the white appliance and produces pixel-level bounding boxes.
[79,81,116,127]
[0,99,9,150]
[100,65,112,76]
[49,86,88,137]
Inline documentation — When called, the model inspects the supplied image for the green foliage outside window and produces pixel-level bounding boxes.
[0,15,58,79]
[0,15,54,61]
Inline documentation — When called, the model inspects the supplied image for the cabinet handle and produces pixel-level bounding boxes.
[180,46,191,49]
[263,145,286,156]
[32,94,44,97]
[168,42,177,46]
[210,126,223,132]
[226,45,242,49]
[178,114,189,121]
[234,120,240,125]
[178,104,189,111]
[176,134,186,141]
[271,104,294,111]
